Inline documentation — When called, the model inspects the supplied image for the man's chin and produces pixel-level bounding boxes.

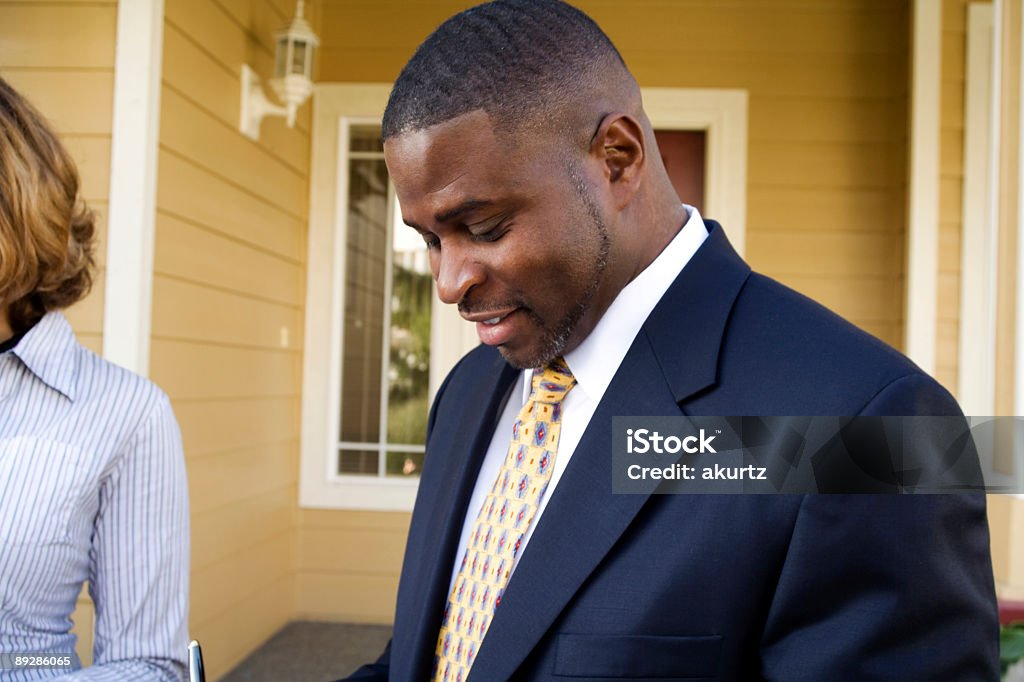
[496,339,563,371]
[496,344,535,371]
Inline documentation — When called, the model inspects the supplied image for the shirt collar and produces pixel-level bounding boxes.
[523,205,710,402]
[10,311,80,401]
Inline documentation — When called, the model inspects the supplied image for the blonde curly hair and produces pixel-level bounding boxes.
[0,76,95,333]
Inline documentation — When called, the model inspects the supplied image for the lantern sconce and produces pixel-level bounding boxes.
[239,0,319,141]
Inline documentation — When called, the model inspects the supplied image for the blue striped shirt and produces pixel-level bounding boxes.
[0,312,189,681]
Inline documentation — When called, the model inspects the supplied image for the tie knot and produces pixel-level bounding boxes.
[530,357,576,404]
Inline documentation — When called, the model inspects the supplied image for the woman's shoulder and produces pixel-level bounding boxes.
[21,312,175,428]
[7,312,179,460]
[74,338,170,418]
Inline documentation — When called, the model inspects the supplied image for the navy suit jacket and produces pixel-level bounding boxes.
[345,222,999,681]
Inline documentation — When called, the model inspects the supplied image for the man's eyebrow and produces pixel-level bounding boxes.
[401,199,495,231]
[435,199,493,224]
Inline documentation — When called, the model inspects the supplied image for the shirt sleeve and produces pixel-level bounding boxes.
[57,394,190,681]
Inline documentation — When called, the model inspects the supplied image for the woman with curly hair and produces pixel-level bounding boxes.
[0,77,189,680]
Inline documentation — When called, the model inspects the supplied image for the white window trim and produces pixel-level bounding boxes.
[959,2,998,416]
[1015,0,1024,420]
[642,88,747,254]
[300,84,748,511]
[1014,0,1024,499]
[904,0,942,375]
[102,0,164,375]
[301,85,419,511]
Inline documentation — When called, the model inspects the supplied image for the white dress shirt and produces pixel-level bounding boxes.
[0,312,189,681]
[447,206,710,593]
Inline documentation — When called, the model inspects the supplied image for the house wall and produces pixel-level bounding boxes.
[150,0,316,676]
[995,0,1020,420]
[301,0,915,624]
[0,0,117,665]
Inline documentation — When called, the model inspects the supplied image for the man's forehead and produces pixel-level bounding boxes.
[385,110,496,156]
[384,110,515,198]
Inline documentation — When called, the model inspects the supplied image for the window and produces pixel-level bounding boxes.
[336,124,432,481]
[301,85,479,510]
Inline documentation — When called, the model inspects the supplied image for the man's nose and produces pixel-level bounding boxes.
[434,245,485,305]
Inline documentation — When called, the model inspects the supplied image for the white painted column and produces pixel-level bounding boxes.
[1013,0,1024,499]
[102,0,165,376]
[905,0,941,374]
[1016,0,1024,417]
[958,3,998,416]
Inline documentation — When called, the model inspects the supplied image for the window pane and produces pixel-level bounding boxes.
[350,125,384,153]
[387,216,432,446]
[291,41,307,75]
[386,451,425,478]
[339,157,389,443]
[339,449,378,476]
[275,39,287,78]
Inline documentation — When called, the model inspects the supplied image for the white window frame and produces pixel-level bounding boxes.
[334,118,425,478]
[1013,0,1024,422]
[642,88,748,254]
[299,84,747,511]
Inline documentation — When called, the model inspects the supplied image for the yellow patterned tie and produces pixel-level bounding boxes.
[432,357,576,682]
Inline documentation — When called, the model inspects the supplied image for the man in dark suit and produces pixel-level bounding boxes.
[343,1,999,679]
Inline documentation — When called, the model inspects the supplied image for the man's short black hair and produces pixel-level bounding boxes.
[382,0,628,141]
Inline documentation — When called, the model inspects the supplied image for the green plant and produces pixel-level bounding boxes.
[1003,622,1024,678]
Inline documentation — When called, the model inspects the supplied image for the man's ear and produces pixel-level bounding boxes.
[590,112,645,207]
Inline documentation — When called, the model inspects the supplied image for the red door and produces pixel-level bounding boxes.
[654,129,706,213]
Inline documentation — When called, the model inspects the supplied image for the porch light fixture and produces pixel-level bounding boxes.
[239,0,319,140]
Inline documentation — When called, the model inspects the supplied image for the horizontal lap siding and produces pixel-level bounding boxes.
[597,2,912,348]
[296,510,411,624]
[155,0,314,677]
[936,0,977,396]
[0,0,117,665]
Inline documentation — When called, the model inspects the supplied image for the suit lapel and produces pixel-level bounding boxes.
[466,222,751,680]
[644,221,751,404]
[392,351,519,681]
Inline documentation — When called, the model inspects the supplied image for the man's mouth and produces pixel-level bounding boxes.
[461,307,523,346]
[459,305,519,324]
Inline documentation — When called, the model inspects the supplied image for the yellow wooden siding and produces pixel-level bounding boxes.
[995,0,1020,419]
[936,0,976,395]
[190,530,294,627]
[0,0,117,665]
[158,150,306,261]
[154,0,313,676]
[0,4,115,68]
[296,511,410,624]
